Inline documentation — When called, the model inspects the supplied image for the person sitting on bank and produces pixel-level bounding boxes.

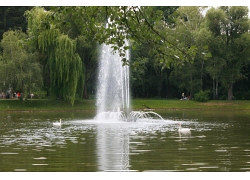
[180,92,185,100]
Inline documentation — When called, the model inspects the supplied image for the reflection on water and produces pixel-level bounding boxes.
[0,110,250,172]
[96,124,130,171]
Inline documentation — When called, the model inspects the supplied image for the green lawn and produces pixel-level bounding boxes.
[1,99,250,111]
[0,99,95,111]
[132,99,250,110]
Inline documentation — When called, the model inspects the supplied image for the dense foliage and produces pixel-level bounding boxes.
[0,7,31,39]
[0,30,42,96]
[25,7,84,104]
[194,90,210,102]
[0,6,249,103]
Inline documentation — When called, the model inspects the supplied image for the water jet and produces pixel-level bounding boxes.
[95,39,163,122]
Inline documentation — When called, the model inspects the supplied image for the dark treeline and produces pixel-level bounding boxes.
[0,7,31,39]
[0,6,249,104]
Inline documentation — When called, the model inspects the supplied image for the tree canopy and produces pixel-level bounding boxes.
[0,6,249,102]
[0,30,42,95]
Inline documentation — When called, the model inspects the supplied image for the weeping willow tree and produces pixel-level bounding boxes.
[25,7,83,105]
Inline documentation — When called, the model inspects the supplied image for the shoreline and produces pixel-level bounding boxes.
[1,99,250,112]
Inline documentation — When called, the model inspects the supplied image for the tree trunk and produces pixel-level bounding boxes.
[83,83,88,99]
[82,66,89,99]
[157,76,163,98]
[215,80,218,100]
[227,83,233,100]
[190,72,193,99]
[212,78,215,99]
[200,60,204,91]
[189,92,192,99]
[166,69,171,98]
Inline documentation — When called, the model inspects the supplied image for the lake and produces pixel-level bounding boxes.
[0,109,250,172]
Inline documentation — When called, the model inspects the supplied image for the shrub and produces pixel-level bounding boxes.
[194,90,210,102]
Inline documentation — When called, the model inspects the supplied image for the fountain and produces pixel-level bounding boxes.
[95,39,130,121]
[95,38,164,122]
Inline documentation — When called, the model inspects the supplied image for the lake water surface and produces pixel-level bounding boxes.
[0,110,250,172]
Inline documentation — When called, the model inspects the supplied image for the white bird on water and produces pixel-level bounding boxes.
[53,119,62,127]
[178,123,191,134]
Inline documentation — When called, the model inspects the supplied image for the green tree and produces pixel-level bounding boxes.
[167,7,211,98]
[50,7,104,99]
[25,7,130,102]
[25,7,83,105]
[206,6,250,100]
[0,30,42,97]
[129,7,180,98]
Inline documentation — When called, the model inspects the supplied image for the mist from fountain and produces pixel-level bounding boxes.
[95,39,130,121]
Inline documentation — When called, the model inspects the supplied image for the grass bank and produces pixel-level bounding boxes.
[132,99,250,110]
[1,99,250,112]
[0,99,95,111]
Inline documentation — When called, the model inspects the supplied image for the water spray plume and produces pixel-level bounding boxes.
[95,31,163,122]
